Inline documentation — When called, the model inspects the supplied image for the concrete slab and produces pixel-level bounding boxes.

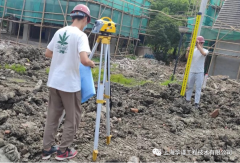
[0,148,11,162]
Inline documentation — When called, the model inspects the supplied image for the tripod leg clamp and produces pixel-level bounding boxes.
[104,94,110,99]
[92,150,98,161]
[96,100,106,104]
[106,135,112,145]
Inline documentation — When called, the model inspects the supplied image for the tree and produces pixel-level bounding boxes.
[150,0,190,15]
[146,14,180,62]
[146,0,190,63]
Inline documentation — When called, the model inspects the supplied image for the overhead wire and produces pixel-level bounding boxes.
[58,0,240,43]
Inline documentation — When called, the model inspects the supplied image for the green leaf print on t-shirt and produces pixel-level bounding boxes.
[57,31,69,54]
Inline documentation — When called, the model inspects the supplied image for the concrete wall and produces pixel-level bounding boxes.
[209,55,240,79]
[110,38,117,54]
[208,40,240,79]
[215,40,240,57]
[8,22,17,35]
[22,24,30,41]
[136,46,153,56]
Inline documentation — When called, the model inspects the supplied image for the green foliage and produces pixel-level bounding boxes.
[146,14,180,63]
[128,43,135,54]
[92,57,101,62]
[126,55,137,60]
[146,0,190,63]
[92,67,104,81]
[111,63,119,71]
[5,64,26,74]
[110,74,151,86]
[46,67,50,74]
[160,75,182,86]
[111,74,134,85]
[139,80,151,85]
[149,0,189,15]
[91,67,149,87]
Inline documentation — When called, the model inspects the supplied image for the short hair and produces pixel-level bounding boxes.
[71,10,87,21]
[72,16,85,21]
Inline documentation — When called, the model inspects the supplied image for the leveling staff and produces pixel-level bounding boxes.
[185,36,209,109]
[41,4,95,161]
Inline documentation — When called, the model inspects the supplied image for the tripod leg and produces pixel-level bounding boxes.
[105,44,111,145]
[92,84,104,161]
[89,42,99,60]
[92,43,108,161]
[103,44,109,83]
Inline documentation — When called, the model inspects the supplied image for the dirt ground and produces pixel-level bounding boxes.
[0,42,240,162]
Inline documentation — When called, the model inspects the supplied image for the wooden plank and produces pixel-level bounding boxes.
[0,0,7,39]
[237,64,240,80]
[16,0,26,43]
[39,0,46,48]
[207,23,222,75]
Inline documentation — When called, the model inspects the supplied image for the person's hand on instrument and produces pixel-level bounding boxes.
[90,61,95,68]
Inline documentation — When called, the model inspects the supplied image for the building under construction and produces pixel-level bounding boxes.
[0,0,151,56]
[187,0,240,79]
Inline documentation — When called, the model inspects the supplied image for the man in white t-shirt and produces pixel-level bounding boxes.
[42,4,95,160]
[185,36,209,109]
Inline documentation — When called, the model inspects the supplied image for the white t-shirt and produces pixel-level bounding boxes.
[190,47,209,73]
[47,26,91,92]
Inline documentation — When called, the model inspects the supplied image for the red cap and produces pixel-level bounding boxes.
[197,36,205,43]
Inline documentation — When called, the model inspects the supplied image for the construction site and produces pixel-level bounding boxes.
[0,0,240,162]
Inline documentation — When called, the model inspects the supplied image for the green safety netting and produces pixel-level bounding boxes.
[209,0,224,6]
[187,0,240,43]
[0,0,151,39]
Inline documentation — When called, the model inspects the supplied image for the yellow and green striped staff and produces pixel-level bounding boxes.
[180,12,202,96]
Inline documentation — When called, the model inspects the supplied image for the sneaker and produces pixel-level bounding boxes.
[195,103,200,109]
[55,148,77,161]
[42,145,59,160]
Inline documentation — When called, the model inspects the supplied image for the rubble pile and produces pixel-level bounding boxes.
[206,75,240,92]
[112,58,185,82]
[0,45,240,162]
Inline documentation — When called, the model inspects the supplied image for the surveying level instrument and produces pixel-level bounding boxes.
[88,17,116,161]
[91,17,116,35]
[180,12,202,96]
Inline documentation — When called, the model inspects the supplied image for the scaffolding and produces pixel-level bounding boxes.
[0,0,151,56]
[187,0,240,79]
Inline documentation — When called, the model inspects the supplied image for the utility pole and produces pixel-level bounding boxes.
[197,0,208,36]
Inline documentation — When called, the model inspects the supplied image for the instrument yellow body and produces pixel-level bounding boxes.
[180,12,202,96]
[92,17,116,34]
[99,17,116,33]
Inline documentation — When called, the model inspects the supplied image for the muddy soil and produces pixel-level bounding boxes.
[0,44,240,162]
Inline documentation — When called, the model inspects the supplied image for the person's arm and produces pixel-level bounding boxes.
[197,43,208,56]
[78,34,95,67]
[80,51,95,67]
[197,42,208,56]
[45,49,53,58]
[45,32,55,58]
